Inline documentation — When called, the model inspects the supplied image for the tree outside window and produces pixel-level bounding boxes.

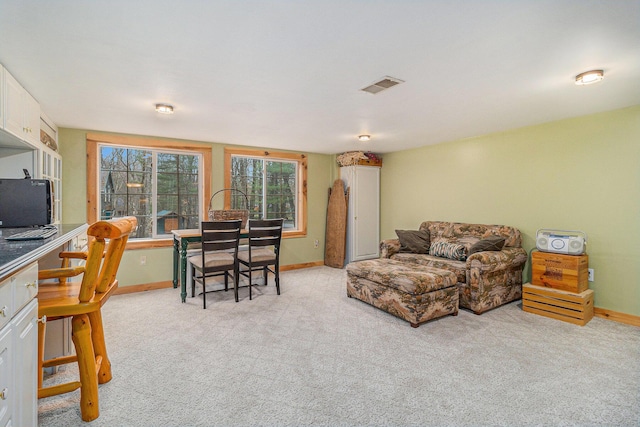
[99,145,202,239]
[224,148,307,237]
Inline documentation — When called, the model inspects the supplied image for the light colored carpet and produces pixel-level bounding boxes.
[38,266,640,426]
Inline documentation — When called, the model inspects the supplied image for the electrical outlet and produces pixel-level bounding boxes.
[314,239,319,248]
[588,268,594,282]
[140,256,147,266]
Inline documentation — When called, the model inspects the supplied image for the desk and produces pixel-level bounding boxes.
[172,229,248,303]
[0,224,88,281]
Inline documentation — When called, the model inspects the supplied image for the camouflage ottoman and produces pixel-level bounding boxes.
[346,258,458,328]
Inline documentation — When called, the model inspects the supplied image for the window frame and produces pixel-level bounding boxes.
[224,148,307,238]
[87,133,212,249]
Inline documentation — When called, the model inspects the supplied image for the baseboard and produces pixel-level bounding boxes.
[281,261,325,271]
[113,280,173,295]
[594,307,640,327]
[114,261,326,295]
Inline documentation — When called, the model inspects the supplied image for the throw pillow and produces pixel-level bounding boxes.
[429,241,467,261]
[467,236,506,256]
[395,229,430,254]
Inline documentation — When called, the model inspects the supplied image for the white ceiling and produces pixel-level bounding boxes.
[1,1,639,154]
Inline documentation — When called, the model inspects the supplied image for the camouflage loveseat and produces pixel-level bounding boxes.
[381,221,527,314]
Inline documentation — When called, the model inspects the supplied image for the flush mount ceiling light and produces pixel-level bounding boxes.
[155,103,174,114]
[358,135,371,142]
[575,70,604,85]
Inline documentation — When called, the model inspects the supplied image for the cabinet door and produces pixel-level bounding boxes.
[0,326,12,427]
[341,166,380,264]
[2,68,40,147]
[11,300,37,427]
[3,70,23,139]
[38,148,62,223]
[0,66,4,131]
[22,92,40,146]
[352,167,380,261]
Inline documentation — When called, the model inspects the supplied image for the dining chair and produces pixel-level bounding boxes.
[189,220,242,308]
[238,218,283,300]
[36,216,136,422]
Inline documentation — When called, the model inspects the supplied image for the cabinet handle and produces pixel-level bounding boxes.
[0,388,7,400]
[25,281,37,289]
[0,306,7,317]
[38,315,47,324]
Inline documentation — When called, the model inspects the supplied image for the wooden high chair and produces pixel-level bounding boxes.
[37,216,136,422]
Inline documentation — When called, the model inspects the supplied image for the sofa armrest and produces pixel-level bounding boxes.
[380,239,401,258]
[466,247,527,271]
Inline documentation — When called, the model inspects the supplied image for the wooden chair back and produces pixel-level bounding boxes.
[201,219,242,255]
[78,216,136,301]
[247,218,283,251]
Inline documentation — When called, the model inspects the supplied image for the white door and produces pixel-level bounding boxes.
[352,166,380,261]
[340,165,381,265]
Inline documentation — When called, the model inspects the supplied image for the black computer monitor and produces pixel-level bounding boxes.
[0,179,52,227]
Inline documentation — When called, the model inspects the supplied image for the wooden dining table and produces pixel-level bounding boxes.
[171,228,248,303]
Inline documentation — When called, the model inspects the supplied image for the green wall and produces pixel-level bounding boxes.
[59,106,640,316]
[380,105,640,316]
[59,129,333,288]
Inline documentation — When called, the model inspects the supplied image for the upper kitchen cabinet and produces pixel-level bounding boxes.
[0,64,61,184]
[0,66,3,130]
[3,66,40,147]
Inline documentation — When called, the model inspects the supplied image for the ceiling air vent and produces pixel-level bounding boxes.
[361,76,405,94]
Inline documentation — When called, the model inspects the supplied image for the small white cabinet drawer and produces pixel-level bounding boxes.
[0,281,11,331]
[11,263,38,315]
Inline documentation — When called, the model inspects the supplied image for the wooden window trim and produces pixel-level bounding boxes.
[87,133,212,249]
[224,147,307,238]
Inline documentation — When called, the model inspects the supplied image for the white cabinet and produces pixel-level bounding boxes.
[340,165,381,265]
[39,147,62,224]
[0,65,62,221]
[0,263,38,427]
[11,300,37,427]
[0,66,4,133]
[3,68,40,147]
[3,69,23,140]
[0,326,12,427]
[23,93,40,147]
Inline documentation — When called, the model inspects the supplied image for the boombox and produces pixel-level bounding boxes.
[536,229,587,255]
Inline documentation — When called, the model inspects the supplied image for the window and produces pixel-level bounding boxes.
[224,148,307,237]
[87,134,211,247]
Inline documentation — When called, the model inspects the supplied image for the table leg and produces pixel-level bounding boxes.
[180,240,188,303]
[173,236,179,289]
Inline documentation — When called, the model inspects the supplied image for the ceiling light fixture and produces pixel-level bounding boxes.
[358,135,371,142]
[575,70,604,85]
[155,103,174,114]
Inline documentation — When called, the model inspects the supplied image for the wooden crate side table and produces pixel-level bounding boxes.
[531,251,589,293]
[522,283,594,326]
